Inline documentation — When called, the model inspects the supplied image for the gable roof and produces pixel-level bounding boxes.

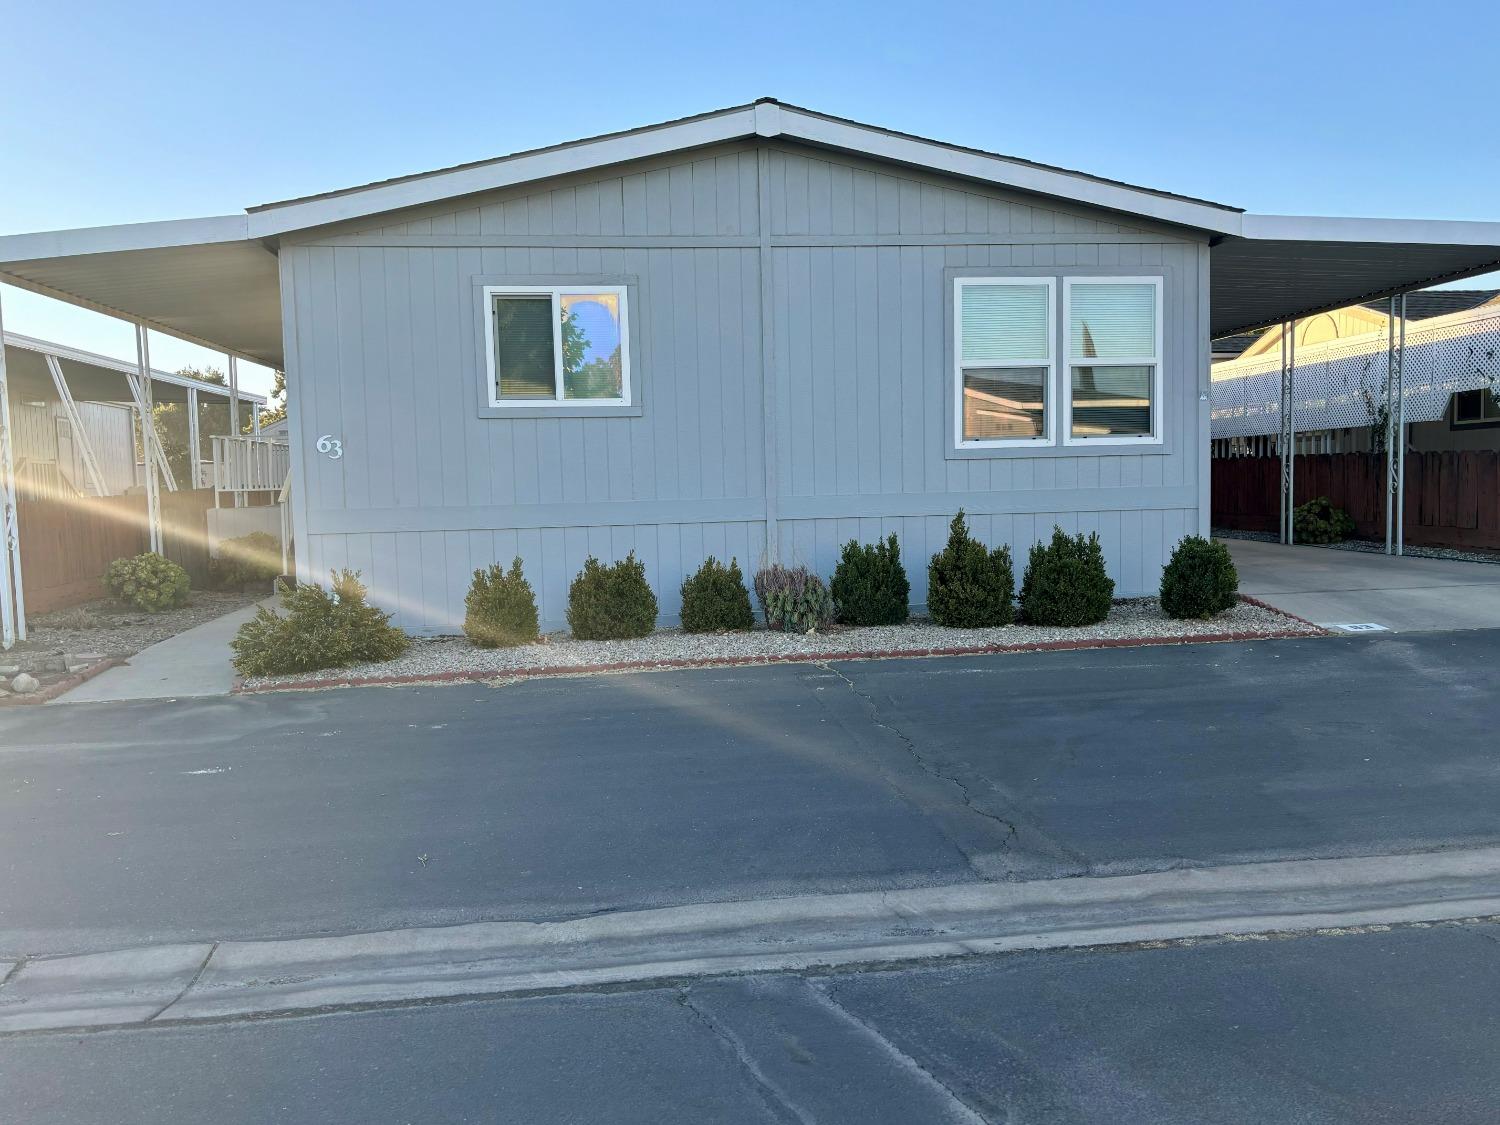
[247,99,1242,236]
[1213,288,1500,358]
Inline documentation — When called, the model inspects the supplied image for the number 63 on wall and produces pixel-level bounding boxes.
[316,434,344,460]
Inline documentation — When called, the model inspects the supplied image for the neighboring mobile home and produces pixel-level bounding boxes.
[5,100,1500,637]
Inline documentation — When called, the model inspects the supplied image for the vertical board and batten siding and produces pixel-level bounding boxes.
[281,141,1208,631]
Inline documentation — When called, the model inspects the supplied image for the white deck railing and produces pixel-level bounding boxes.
[210,435,291,493]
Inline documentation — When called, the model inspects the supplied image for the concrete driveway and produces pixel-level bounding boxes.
[1228,538,1500,632]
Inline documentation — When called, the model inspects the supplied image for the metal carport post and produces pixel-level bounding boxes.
[0,287,24,647]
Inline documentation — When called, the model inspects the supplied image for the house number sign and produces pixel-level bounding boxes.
[316,434,344,460]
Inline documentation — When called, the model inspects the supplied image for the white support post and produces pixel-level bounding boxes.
[135,325,164,555]
[251,401,261,435]
[227,356,245,508]
[1396,292,1407,556]
[1278,322,1296,544]
[187,386,202,490]
[124,372,179,492]
[44,354,109,498]
[0,288,25,646]
[1385,297,1398,555]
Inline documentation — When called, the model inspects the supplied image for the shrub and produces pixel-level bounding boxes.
[464,557,540,648]
[927,511,1015,628]
[830,534,910,626]
[566,553,658,640]
[753,564,836,633]
[679,556,755,633]
[104,552,190,612]
[1019,527,1115,626]
[231,569,408,675]
[209,532,281,591]
[1159,536,1239,620]
[1293,496,1356,544]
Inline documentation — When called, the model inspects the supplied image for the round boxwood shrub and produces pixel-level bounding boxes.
[1019,527,1115,627]
[927,511,1015,628]
[830,533,909,626]
[104,552,190,612]
[753,564,836,633]
[464,557,540,648]
[1293,496,1356,544]
[1160,536,1239,620]
[231,569,408,675]
[567,553,659,640]
[680,556,755,633]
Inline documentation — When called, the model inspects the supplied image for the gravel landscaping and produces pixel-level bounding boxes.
[12,590,266,661]
[1214,528,1500,566]
[239,597,1323,691]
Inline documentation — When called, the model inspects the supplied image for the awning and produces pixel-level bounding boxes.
[1210,216,1500,338]
[0,217,282,368]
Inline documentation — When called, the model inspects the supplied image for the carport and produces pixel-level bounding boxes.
[4,105,1500,647]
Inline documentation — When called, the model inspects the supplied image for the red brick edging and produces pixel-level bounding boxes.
[234,605,1329,696]
[0,657,125,707]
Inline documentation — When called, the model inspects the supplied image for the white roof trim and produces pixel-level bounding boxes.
[245,108,761,238]
[3,330,268,403]
[1241,213,1500,246]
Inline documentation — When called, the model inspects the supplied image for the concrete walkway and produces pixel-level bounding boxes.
[1229,538,1500,632]
[53,599,272,704]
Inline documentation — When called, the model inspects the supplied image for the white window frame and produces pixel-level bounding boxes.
[952,276,1057,449]
[1062,276,1164,447]
[1452,387,1500,426]
[482,284,632,408]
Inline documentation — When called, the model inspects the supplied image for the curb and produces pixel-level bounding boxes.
[1,844,1495,1033]
[235,621,1327,695]
[0,658,124,708]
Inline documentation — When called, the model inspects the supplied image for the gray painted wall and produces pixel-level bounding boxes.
[280,141,1211,632]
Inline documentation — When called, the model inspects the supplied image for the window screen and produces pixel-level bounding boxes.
[494,296,556,399]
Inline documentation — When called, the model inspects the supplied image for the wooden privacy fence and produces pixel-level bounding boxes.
[1213,451,1500,550]
[16,488,218,615]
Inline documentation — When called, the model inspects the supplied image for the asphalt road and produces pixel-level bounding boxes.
[5,921,1498,1123]
[3,629,1498,954]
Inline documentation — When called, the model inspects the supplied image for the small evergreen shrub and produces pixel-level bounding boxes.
[464,557,540,648]
[753,564,836,633]
[1293,496,1356,544]
[567,553,658,640]
[209,532,281,591]
[1160,536,1239,620]
[1020,527,1115,626]
[231,569,408,675]
[104,552,190,612]
[679,556,755,633]
[830,534,910,626]
[927,511,1015,628]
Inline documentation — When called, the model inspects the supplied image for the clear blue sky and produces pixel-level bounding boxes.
[4,0,1498,395]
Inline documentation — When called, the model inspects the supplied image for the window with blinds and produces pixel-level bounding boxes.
[1064,279,1161,443]
[955,279,1054,444]
[485,286,631,407]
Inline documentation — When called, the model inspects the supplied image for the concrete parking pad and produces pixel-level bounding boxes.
[1228,538,1500,632]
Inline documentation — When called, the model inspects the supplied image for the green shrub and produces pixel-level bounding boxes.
[209,532,281,591]
[231,569,408,675]
[567,553,659,640]
[1020,527,1115,626]
[1293,496,1356,544]
[679,556,755,633]
[104,552,190,612]
[830,534,910,626]
[927,511,1015,628]
[464,558,540,648]
[1160,536,1239,620]
[753,564,836,633]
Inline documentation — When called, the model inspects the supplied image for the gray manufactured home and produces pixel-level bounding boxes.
[6,99,1500,637]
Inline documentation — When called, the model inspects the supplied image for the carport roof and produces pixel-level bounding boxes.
[2,99,1500,365]
[3,331,268,406]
